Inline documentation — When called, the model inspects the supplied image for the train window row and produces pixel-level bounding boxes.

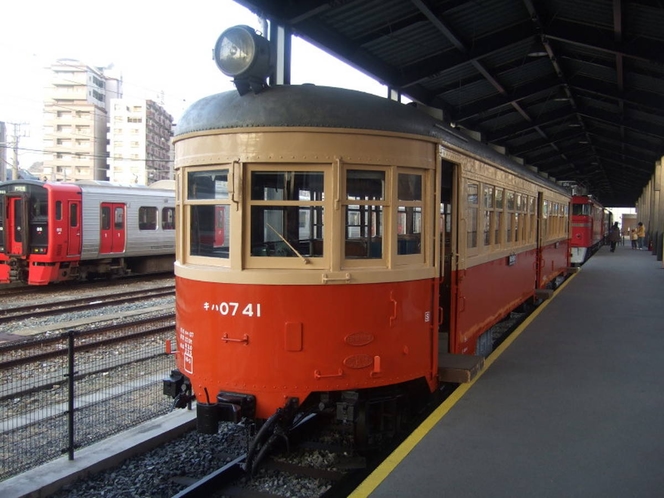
[466,181,537,251]
[98,206,175,231]
[185,165,428,266]
[137,207,176,230]
[466,181,569,253]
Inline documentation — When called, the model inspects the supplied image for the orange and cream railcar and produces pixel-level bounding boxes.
[167,80,572,442]
[0,180,175,285]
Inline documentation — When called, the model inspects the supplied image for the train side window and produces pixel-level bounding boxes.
[345,169,384,260]
[70,203,78,227]
[506,191,515,244]
[397,172,422,255]
[542,200,549,239]
[138,206,157,230]
[187,170,229,200]
[114,207,124,230]
[162,207,175,230]
[101,206,111,230]
[483,185,494,246]
[55,201,62,221]
[494,188,503,246]
[514,193,523,244]
[190,205,229,257]
[466,182,478,248]
[187,168,231,259]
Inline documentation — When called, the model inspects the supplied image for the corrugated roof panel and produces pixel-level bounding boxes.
[480,38,536,68]
[625,72,664,96]
[477,110,528,131]
[523,99,570,119]
[547,0,613,29]
[628,109,664,128]
[496,58,557,89]
[577,95,618,114]
[441,79,499,107]
[365,22,453,67]
[565,58,617,84]
[319,0,417,40]
[420,63,480,91]
[443,0,529,38]
[560,45,616,67]
[624,3,664,42]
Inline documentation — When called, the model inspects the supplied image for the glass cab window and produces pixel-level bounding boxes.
[187,169,230,259]
[249,170,324,259]
[397,172,423,257]
[344,169,385,260]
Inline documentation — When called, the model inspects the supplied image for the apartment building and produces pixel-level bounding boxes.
[43,59,122,182]
[107,99,173,185]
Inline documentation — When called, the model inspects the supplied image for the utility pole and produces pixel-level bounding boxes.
[11,123,29,181]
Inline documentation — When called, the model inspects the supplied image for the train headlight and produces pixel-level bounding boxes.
[214,25,273,96]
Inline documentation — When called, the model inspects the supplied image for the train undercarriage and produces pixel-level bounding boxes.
[164,371,433,475]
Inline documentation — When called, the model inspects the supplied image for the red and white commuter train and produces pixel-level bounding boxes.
[0,180,175,285]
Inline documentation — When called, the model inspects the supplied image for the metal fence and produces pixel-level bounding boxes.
[0,326,176,481]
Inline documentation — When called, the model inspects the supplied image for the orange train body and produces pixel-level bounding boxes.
[175,276,439,420]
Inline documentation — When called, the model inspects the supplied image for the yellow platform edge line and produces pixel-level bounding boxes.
[349,270,579,498]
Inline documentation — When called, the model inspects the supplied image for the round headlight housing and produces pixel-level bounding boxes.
[214,25,257,77]
[214,25,272,84]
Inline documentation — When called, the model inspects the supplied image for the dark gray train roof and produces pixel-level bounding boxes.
[176,84,569,196]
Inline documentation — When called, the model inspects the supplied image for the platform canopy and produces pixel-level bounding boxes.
[235,0,664,207]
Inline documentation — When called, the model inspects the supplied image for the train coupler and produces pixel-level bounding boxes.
[163,370,193,409]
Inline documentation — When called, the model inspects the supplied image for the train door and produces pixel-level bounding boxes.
[438,159,458,353]
[99,203,126,254]
[6,195,28,256]
[67,201,81,256]
[0,194,5,253]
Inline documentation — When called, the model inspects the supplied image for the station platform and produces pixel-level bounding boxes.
[352,243,664,498]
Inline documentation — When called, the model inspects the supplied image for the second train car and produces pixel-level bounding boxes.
[0,180,175,285]
[165,26,573,471]
[570,194,607,265]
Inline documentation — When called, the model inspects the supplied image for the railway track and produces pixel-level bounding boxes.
[0,274,174,300]
[173,415,367,498]
[0,285,175,324]
[0,314,175,401]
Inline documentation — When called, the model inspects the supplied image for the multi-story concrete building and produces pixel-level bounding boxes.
[43,59,122,182]
[107,99,173,185]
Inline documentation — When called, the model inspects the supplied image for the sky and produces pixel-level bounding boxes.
[0,0,387,168]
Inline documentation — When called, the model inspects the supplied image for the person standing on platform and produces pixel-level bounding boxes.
[609,222,621,252]
[636,222,646,250]
[630,228,638,249]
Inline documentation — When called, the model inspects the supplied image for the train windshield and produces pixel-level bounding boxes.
[572,203,591,216]
[249,170,324,258]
